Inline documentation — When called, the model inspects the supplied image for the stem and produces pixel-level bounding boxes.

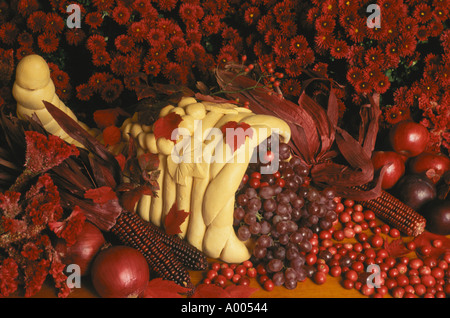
[212,72,271,97]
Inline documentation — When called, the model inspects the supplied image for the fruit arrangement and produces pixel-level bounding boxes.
[0,52,449,300]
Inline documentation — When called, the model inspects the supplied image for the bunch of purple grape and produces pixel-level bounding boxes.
[233,142,339,289]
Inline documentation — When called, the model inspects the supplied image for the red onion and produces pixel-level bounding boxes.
[56,222,106,276]
[91,245,150,298]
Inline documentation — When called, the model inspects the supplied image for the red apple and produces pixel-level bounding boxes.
[372,151,406,189]
[409,152,450,183]
[389,120,429,157]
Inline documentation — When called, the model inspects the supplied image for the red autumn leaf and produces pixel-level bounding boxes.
[93,109,118,129]
[384,238,409,258]
[221,121,253,153]
[103,125,121,146]
[153,112,183,141]
[164,202,190,235]
[120,184,153,213]
[138,152,160,172]
[84,186,117,205]
[224,284,259,298]
[115,153,126,171]
[413,232,450,259]
[141,278,191,298]
[190,283,230,298]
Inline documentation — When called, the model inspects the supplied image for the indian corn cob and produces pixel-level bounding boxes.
[355,184,426,237]
[111,211,205,290]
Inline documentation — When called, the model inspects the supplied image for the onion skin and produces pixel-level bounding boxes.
[420,200,450,236]
[91,245,150,298]
[56,222,106,276]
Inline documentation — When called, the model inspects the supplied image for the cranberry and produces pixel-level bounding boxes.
[313,271,327,285]
[370,234,384,248]
[409,258,423,270]
[406,241,417,251]
[330,266,342,277]
[392,286,405,298]
[389,228,401,238]
[263,279,274,291]
[342,279,354,289]
[361,284,375,296]
[431,267,445,279]
[421,275,436,288]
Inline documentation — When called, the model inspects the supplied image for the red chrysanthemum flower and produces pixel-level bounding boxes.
[315,15,336,34]
[414,3,433,23]
[179,3,204,21]
[128,21,148,43]
[374,74,391,94]
[143,58,161,77]
[330,39,349,59]
[256,14,275,34]
[306,7,320,25]
[433,4,449,21]
[27,11,46,33]
[110,55,129,76]
[289,35,309,54]
[85,12,103,29]
[16,46,34,60]
[399,17,418,36]
[146,28,166,46]
[244,6,261,25]
[65,28,86,46]
[364,47,386,68]
[284,58,304,77]
[396,35,417,57]
[17,0,39,17]
[385,43,401,68]
[92,0,114,12]
[88,72,111,93]
[202,14,221,36]
[175,46,195,67]
[314,32,334,50]
[100,78,124,103]
[273,36,291,57]
[313,62,329,77]
[156,0,178,11]
[91,49,111,67]
[51,69,70,89]
[17,32,33,47]
[428,20,444,38]
[133,0,154,16]
[86,34,107,53]
[45,12,65,34]
[76,83,94,101]
[163,62,188,85]
[281,78,302,97]
[171,36,187,49]
[384,105,410,125]
[0,22,19,46]
[37,33,59,53]
[354,79,372,95]
[123,74,142,92]
[115,34,135,53]
[112,5,131,25]
[346,18,366,43]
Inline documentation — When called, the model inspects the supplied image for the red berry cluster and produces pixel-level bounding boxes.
[201,260,275,292]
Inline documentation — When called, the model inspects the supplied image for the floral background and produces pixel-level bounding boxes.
[0,0,449,298]
[0,0,449,153]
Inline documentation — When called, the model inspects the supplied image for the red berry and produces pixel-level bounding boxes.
[263,279,274,291]
[249,178,261,189]
[313,271,327,285]
[246,267,257,278]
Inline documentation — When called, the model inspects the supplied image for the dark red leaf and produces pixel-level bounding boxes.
[224,285,259,298]
[142,278,191,298]
[164,202,190,235]
[102,125,121,146]
[120,185,153,213]
[221,121,253,153]
[384,238,409,258]
[413,232,450,259]
[153,112,183,141]
[189,284,230,298]
[84,186,117,205]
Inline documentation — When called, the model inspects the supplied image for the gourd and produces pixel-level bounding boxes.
[12,54,95,147]
[122,96,291,263]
